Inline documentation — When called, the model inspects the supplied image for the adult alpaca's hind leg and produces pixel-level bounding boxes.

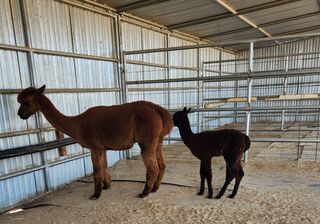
[102,150,111,190]
[151,136,166,193]
[139,143,159,198]
[90,149,105,200]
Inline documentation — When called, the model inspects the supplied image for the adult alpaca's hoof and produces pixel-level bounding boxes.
[102,183,110,190]
[90,193,101,200]
[151,187,158,193]
[197,191,204,195]
[214,195,222,199]
[138,192,150,198]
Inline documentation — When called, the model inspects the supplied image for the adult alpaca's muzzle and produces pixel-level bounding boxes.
[17,109,31,120]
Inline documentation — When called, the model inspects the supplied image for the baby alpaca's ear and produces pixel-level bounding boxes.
[183,107,187,112]
[187,108,192,113]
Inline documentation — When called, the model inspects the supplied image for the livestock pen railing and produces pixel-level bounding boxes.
[123,32,320,162]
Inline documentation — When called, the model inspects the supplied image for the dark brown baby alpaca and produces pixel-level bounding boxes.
[17,85,173,199]
[173,107,250,199]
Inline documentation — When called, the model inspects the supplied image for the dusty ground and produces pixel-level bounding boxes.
[1,141,320,224]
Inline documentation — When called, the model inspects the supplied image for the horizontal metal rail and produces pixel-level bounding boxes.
[128,87,200,92]
[57,0,116,16]
[165,137,320,143]
[168,105,320,112]
[206,80,320,89]
[203,112,320,118]
[126,69,320,84]
[0,88,121,95]
[124,32,320,55]
[0,138,77,159]
[0,127,55,139]
[0,44,119,62]
[203,51,320,64]
[126,59,200,71]
[127,60,235,75]
[0,152,91,181]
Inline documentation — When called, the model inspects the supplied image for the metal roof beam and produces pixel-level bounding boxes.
[215,0,273,37]
[201,11,320,39]
[116,0,170,12]
[167,0,301,29]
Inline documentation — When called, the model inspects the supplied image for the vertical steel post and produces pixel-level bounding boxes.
[116,15,129,159]
[244,42,254,162]
[281,56,289,130]
[234,54,239,123]
[166,33,171,144]
[114,15,124,160]
[218,49,222,127]
[197,46,202,132]
[19,0,50,191]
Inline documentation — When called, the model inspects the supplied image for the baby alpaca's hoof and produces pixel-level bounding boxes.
[228,194,235,199]
[214,195,222,199]
[197,191,204,196]
[206,195,213,199]
[151,188,158,193]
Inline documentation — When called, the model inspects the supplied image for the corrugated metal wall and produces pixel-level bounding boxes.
[0,0,120,211]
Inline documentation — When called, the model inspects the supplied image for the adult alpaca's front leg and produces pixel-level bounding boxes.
[90,149,104,200]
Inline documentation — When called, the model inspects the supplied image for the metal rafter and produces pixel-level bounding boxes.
[167,0,301,29]
[215,0,272,37]
[116,0,171,12]
[201,11,320,39]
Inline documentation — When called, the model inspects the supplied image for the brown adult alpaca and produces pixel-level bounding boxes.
[173,107,250,199]
[17,85,173,199]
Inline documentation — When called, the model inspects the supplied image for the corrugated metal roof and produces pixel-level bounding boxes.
[245,0,318,24]
[99,0,320,49]
[179,17,249,37]
[128,0,228,25]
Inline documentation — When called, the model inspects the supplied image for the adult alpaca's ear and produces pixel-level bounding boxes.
[36,85,46,95]
[187,108,192,113]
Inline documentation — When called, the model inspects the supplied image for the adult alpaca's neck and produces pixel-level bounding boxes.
[177,116,194,148]
[36,95,76,137]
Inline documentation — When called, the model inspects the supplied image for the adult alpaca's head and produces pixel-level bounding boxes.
[173,107,191,127]
[17,85,46,119]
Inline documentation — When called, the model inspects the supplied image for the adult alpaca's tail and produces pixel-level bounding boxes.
[244,135,251,151]
[152,104,173,136]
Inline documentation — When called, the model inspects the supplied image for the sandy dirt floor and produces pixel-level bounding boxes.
[2,141,320,224]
